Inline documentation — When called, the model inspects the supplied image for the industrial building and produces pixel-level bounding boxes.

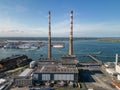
[104,62,116,75]
[33,62,78,82]
[104,54,120,79]
[111,54,120,90]
[32,11,79,87]
[115,54,120,80]
[12,11,79,88]
[60,55,79,66]
[37,57,78,82]
[14,68,33,87]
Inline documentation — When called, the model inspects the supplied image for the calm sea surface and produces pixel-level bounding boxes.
[0,40,120,62]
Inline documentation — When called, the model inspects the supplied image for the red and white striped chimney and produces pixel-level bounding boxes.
[69,10,73,56]
[48,11,51,59]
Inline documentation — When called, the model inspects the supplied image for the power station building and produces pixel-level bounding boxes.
[33,10,79,85]
[33,63,78,82]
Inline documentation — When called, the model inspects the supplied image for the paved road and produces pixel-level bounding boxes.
[80,66,117,90]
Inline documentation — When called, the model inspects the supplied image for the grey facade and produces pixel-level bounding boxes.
[33,64,78,82]
[15,78,32,87]
[33,73,78,82]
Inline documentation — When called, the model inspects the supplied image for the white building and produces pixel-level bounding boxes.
[106,68,116,75]
[115,54,120,80]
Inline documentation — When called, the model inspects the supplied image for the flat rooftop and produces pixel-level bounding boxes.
[35,65,78,73]
[61,55,76,59]
[38,62,59,66]
[60,59,79,65]
[19,68,33,77]
[60,54,79,65]
[39,58,57,62]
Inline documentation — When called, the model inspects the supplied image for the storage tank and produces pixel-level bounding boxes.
[30,61,36,68]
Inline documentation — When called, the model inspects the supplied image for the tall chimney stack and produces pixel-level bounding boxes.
[69,10,73,56]
[116,53,119,65]
[48,11,51,59]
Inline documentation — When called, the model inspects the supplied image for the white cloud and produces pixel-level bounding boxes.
[74,22,120,37]
[0,17,47,37]
[51,21,120,37]
[0,16,120,37]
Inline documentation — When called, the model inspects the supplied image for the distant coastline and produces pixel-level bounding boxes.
[0,37,99,41]
[0,37,120,42]
[98,38,120,42]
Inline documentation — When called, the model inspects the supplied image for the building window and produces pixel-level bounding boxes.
[54,74,74,80]
[42,74,50,80]
[33,74,38,80]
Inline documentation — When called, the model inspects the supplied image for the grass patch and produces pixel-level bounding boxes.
[5,65,28,74]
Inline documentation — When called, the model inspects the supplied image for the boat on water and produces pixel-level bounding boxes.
[89,51,102,55]
[26,46,39,51]
[3,43,18,49]
[18,44,30,49]
[18,44,38,50]
[75,51,102,55]
[52,44,64,48]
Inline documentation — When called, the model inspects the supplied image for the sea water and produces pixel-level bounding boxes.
[0,40,120,62]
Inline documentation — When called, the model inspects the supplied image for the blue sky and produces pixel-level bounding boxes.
[0,0,120,37]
